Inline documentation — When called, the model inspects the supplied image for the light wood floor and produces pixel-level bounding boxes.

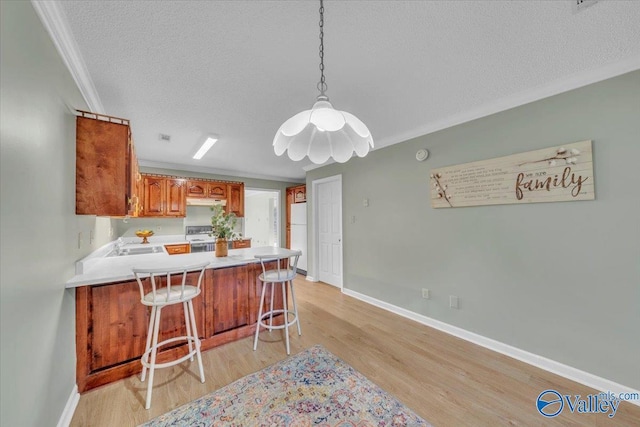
[71,277,639,426]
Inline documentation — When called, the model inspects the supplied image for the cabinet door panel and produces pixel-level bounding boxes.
[88,273,205,372]
[143,177,164,216]
[76,116,130,216]
[208,183,227,199]
[187,180,207,198]
[89,281,148,372]
[165,179,186,216]
[211,266,249,334]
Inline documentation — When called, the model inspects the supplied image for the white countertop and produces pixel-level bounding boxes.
[66,245,298,288]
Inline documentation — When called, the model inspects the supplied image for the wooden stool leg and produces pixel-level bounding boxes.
[253,281,267,351]
[145,306,162,409]
[188,300,205,383]
[289,280,301,336]
[183,301,194,362]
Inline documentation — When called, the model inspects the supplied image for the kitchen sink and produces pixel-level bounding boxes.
[107,245,164,257]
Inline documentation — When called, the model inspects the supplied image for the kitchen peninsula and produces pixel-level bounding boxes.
[68,244,295,392]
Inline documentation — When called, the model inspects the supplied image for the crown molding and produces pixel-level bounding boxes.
[138,160,302,183]
[374,54,640,151]
[31,0,104,113]
[303,56,640,172]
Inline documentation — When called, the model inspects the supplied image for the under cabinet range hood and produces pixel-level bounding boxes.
[185,198,227,207]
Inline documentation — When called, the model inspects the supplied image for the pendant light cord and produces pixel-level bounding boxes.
[317,0,327,97]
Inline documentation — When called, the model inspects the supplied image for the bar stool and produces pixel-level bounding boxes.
[132,262,209,409]
[253,250,302,355]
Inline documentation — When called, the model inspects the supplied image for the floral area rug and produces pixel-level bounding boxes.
[141,344,431,426]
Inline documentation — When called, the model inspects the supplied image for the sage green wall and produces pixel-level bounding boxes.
[0,2,114,425]
[134,167,301,246]
[306,70,640,389]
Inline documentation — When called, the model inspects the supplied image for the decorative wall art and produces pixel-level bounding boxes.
[430,140,594,208]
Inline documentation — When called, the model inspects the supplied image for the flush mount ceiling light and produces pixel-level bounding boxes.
[193,136,218,160]
[273,0,373,164]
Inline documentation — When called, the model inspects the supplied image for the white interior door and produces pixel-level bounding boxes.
[316,176,342,288]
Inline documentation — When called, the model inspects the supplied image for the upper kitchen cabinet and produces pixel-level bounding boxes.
[186,180,207,198]
[208,182,227,200]
[226,183,244,217]
[186,180,227,200]
[76,111,140,216]
[292,185,306,203]
[140,174,186,217]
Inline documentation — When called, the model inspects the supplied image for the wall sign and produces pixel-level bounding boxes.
[430,140,594,208]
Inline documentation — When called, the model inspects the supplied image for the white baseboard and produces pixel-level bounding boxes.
[342,288,640,407]
[305,275,318,282]
[57,384,79,427]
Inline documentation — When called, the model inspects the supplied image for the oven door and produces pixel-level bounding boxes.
[190,243,207,253]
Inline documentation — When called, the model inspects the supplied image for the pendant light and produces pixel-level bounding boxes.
[273,0,373,164]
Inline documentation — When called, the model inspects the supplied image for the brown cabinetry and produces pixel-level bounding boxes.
[209,183,227,200]
[76,111,140,216]
[140,174,186,217]
[226,183,245,217]
[164,243,190,255]
[207,266,249,335]
[76,262,284,392]
[76,270,206,392]
[187,180,228,201]
[232,239,251,249]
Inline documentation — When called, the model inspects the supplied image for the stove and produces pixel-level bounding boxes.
[185,225,215,252]
[185,225,213,241]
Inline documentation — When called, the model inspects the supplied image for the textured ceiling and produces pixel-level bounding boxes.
[57,0,640,181]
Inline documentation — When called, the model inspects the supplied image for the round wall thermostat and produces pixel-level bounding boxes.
[416,149,429,162]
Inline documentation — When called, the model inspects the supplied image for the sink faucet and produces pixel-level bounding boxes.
[116,237,124,255]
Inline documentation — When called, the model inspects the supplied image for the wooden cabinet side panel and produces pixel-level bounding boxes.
[76,286,91,392]
[87,273,205,373]
[286,188,294,249]
[76,117,129,215]
[89,281,149,372]
[212,266,249,334]
[226,183,244,217]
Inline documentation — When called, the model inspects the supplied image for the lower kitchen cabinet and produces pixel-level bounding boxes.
[164,243,190,255]
[232,238,251,249]
[75,262,284,392]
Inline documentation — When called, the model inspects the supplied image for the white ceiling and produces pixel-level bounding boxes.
[48,1,640,181]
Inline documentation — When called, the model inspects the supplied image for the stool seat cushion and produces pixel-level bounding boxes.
[260,269,296,283]
[143,285,199,304]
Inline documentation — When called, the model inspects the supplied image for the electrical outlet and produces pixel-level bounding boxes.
[89,230,94,244]
[450,295,459,309]
[363,198,369,207]
[421,288,430,299]
[77,232,82,249]
[351,215,356,224]
[573,0,598,13]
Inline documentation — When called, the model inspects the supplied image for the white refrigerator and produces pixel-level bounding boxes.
[290,202,307,272]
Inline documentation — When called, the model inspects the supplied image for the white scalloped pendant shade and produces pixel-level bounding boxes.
[273,98,373,164]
